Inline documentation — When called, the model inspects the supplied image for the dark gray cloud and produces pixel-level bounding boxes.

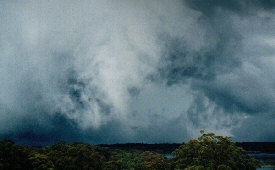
[185,0,275,16]
[231,113,275,142]
[0,0,274,144]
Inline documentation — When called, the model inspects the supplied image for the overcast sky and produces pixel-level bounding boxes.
[0,0,274,145]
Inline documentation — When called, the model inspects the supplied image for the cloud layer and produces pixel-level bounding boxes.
[0,0,274,145]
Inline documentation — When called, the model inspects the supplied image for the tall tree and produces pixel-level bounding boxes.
[171,130,259,170]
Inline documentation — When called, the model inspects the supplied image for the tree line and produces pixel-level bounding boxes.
[0,131,260,170]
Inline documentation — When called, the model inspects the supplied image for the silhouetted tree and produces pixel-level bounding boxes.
[0,140,33,170]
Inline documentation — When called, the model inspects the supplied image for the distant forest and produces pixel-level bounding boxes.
[99,142,275,154]
[1,131,274,170]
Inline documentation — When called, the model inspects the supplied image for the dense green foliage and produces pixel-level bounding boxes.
[0,140,168,170]
[171,130,259,170]
[0,131,261,170]
[0,140,33,170]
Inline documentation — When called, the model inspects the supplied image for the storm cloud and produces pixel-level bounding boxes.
[0,0,274,145]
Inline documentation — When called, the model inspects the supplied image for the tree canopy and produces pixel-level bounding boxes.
[0,131,262,169]
[171,130,259,170]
